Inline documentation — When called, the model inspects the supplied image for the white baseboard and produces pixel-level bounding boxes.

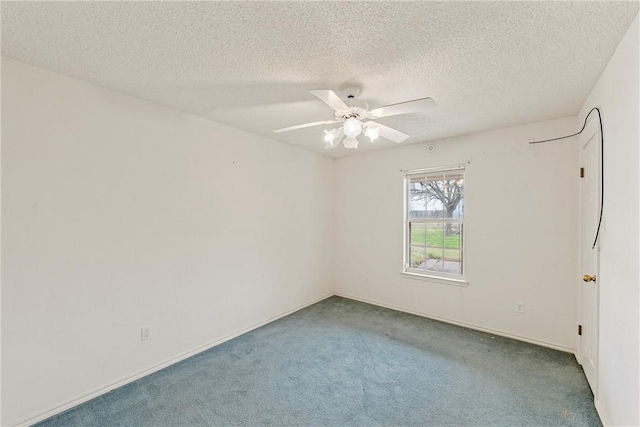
[16,292,334,427]
[335,292,576,354]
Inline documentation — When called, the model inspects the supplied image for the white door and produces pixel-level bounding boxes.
[580,125,600,395]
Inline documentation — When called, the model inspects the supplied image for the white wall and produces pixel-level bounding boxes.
[1,58,334,426]
[334,116,581,351]
[579,14,639,427]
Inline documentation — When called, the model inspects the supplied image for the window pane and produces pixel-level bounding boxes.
[410,245,426,268]
[444,193,464,219]
[444,223,462,249]
[410,222,426,245]
[443,249,462,275]
[425,248,443,272]
[425,223,444,248]
[425,194,443,218]
[408,182,426,219]
[424,174,464,220]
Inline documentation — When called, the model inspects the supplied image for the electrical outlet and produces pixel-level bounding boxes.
[364,277,369,285]
[141,327,152,341]
[515,302,525,313]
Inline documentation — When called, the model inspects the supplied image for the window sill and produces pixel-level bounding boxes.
[401,271,469,287]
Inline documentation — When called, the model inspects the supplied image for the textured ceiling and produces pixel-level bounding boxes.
[2,1,638,158]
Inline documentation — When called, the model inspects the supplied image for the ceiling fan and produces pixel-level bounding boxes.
[274,88,437,149]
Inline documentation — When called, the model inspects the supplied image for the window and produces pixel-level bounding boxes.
[404,166,465,280]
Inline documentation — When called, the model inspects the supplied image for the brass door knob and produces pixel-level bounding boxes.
[583,274,596,282]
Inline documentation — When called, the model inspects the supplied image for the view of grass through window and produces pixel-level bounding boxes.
[405,168,464,276]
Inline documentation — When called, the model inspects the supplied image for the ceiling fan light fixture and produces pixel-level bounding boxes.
[364,124,379,142]
[324,128,340,143]
[343,118,362,138]
[323,129,341,149]
[343,137,359,149]
[273,89,437,150]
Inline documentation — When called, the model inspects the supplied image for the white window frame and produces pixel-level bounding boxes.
[402,165,468,285]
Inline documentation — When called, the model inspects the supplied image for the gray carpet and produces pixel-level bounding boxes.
[36,296,601,426]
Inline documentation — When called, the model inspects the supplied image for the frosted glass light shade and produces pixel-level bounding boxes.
[343,137,359,149]
[343,118,362,138]
[364,125,379,142]
[324,128,339,142]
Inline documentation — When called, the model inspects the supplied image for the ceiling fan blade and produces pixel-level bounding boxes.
[367,121,410,143]
[370,97,436,118]
[274,120,340,133]
[310,90,349,112]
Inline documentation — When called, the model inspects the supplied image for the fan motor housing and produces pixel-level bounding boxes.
[334,106,370,121]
